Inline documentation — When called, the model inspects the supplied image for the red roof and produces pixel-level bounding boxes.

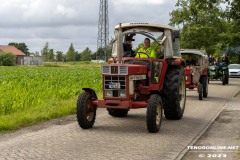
[0,45,26,56]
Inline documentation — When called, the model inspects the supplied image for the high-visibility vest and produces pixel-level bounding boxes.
[135,47,157,58]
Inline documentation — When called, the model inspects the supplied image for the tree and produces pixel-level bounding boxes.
[66,43,77,61]
[76,51,81,61]
[0,52,16,66]
[223,0,240,47]
[8,42,30,56]
[226,0,240,20]
[41,42,50,61]
[80,47,92,61]
[48,49,55,61]
[56,51,63,62]
[170,0,226,54]
[221,0,240,63]
[92,48,104,60]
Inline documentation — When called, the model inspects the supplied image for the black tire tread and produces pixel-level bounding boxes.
[147,94,162,133]
[162,66,186,120]
[76,92,96,129]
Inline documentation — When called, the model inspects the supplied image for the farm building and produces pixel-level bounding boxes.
[0,45,26,65]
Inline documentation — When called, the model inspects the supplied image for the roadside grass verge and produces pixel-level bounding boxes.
[0,62,102,133]
[0,97,76,133]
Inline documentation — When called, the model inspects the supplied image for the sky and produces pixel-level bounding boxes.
[0,0,178,54]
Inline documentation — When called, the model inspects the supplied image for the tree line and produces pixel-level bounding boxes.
[6,41,112,62]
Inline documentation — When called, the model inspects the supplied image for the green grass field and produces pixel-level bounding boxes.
[0,62,102,133]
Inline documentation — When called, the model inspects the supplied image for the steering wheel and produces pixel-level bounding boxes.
[123,51,135,57]
[136,52,149,58]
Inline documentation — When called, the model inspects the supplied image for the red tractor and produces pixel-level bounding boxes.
[181,49,209,100]
[77,23,186,133]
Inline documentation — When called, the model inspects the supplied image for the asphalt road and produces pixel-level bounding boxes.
[0,78,240,160]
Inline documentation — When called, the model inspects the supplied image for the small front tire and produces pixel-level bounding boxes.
[76,92,97,129]
[147,94,163,133]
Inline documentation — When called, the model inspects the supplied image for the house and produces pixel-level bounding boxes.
[0,45,26,65]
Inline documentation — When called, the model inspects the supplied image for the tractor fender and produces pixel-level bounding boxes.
[174,58,186,67]
[82,88,98,100]
[168,58,186,67]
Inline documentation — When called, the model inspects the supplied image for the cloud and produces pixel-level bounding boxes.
[0,0,99,28]
[0,0,178,53]
[112,0,165,5]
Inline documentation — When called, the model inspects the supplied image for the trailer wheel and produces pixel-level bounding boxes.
[222,75,226,85]
[162,66,186,120]
[198,83,203,100]
[76,92,96,129]
[107,108,129,117]
[202,76,208,98]
[146,94,163,133]
[225,73,229,84]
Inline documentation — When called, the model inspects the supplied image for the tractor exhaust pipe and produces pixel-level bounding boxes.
[117,23,123,63]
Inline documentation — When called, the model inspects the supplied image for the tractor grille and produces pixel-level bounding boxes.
[102,65,128,75]
[104,76,126,97]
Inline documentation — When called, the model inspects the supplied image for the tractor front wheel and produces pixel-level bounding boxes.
[146,94,163,133]
[76,92,97,129]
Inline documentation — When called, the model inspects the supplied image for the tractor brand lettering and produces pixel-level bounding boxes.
[108,82,121,89]
[130,75,146,81]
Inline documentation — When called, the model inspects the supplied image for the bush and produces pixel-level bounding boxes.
[0,52,16,66]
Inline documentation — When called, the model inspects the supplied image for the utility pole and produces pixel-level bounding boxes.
[97,0,109,61]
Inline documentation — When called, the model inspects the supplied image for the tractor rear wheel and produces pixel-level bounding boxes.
[146,94,163,133]
[162,66,186,120]
[76,92,97,129]
[107,108,129,117]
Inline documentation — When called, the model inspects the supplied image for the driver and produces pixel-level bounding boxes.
[135,38,157,58]
[123,34,135,57]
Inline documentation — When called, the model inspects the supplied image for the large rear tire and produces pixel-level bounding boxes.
[162,66,186,120]
[107,108,129,117]
[76,92,97,129]
[146,94,163,133]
